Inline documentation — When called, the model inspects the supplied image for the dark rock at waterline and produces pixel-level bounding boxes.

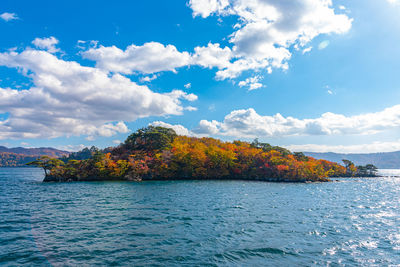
[43,175,329,183]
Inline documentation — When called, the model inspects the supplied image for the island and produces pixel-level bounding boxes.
[27,126,378,183]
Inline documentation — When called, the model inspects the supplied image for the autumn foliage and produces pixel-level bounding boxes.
[30,126,347,182]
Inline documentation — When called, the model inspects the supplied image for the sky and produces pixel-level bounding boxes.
[1,0,400,153]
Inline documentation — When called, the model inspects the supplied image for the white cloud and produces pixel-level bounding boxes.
[318,40,330,50]
[150,121,193,136]
[76,40,98,50]
[82,41,234,79]
[189,0,230,18]
[56,144,87,152]
[248,83,263,91]
[184,106,198,111]
[166,89,198,101]
[192,105,400,138]
[80,1,352,81]
[32,37,60,53]
[194,119,221,135]
[112,140,122,144]
[302,47,313,54]
[193,43,233,70]
[327,89,333,95]
[387,0,400,5]
[140,74,157,82]
[238,75,264,91]
[184,83,191,89]
[0,44,197,140]
[0,12,18,22]
[189,0,352,79]
[82,42,192,74]
[286,140,400,154]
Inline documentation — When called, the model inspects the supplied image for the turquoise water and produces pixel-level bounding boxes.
[1,168,399,266]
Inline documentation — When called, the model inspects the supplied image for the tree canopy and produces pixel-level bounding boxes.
[28,127,352,183]
[26,156,64,176]
[123,126,177,152]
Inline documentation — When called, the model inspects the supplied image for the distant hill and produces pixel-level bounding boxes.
[304,151,400,169]
[0,146,70,157]
[0,147,70,167]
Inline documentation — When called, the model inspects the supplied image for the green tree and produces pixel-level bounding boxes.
[251,138,291,156]
[27,156,64,176]
[342,159,357,176]
[124,126,177,152]
[357,165,367,176]
[293,152,309,162]
[365,164,378,176]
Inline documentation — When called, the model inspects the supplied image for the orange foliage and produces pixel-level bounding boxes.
[44,127,347,182]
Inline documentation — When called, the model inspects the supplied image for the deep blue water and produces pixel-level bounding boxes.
[0,168,399,266]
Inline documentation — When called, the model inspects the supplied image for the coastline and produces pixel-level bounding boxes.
[42,174,331,183]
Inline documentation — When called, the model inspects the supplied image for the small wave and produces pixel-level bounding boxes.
[230,205,244,209]
[0,235,27,244]
[342,239,379,251]
[214,247,295,262]
[128,216,152,221]
[323,246,337,256]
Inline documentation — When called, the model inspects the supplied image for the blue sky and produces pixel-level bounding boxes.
[1,0,400,153]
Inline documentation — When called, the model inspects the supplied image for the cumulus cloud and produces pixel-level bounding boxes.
[79,1,352,81]
[167,90,198,102]
[196,120,220,135]
[238,75,264,91]
[32,37,60,53]
[0,12,18,22]
[191,105,400,138]
[82,42,192,74]
[189,0,230,18]
[192,43,233,70]
[151,120,400,153]
[150,121,193,136]
[140,74,157,83]
[189,0,352,79]
[0,45,197,140]
[184,83,191,89]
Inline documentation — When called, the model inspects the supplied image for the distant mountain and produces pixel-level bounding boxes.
[0,146,69,158]
[0,147,70,167]
[304,151,400,169]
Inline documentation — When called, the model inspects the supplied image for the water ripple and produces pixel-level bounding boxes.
[0,168,399,266]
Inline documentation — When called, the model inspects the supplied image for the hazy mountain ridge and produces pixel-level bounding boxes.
[2,144,399,169]
[0,147,70,167]
[304,151,400,169]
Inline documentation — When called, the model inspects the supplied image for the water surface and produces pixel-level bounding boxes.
[1,168,399,266]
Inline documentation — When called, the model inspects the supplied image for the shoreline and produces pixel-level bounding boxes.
[43,174,331,183]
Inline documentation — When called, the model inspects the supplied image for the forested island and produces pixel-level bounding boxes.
[27,126,378,183]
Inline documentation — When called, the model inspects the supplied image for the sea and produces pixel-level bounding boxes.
[0,167,399,266]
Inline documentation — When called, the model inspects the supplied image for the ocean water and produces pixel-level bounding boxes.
[378,168,400,177]
[0,168,399,266]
